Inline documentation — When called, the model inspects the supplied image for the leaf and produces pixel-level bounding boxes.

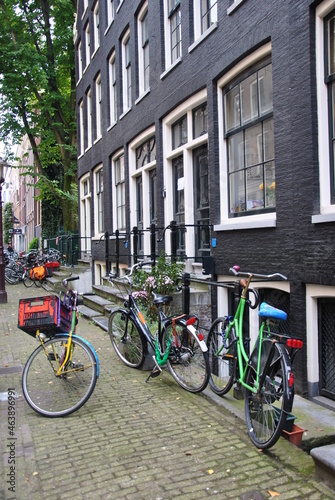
[184,451,192,456]
[32,472,38,476]
[267,490,280,497]
[207,469,214,475]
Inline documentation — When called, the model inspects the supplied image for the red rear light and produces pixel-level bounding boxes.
[287,338,303,349]
[198,333,204,341]
[288,372,294,388]
[187,317,196,326]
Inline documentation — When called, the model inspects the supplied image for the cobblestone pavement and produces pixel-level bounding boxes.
[0,282,334,500]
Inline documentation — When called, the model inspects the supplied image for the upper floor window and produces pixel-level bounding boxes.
[138,3,150,97]
[94,165,104,234]
[122,30,131,113]
[79,100,84,156]
[172,115,187,149]
[95,74,102,140]
[169,0,182,63]
[77,41,83,82]
[193,103,208,138]
[224,62,274,217]
[325,11,335,204]
[93,1,100,54]
[201,0,217,34]
[106,0,115,30]
[136,136,156,169]
[84,22,90,69]
[108,51,117,126]
[86,88,92,149]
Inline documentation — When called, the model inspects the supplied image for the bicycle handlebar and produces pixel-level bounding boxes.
[229,265,287,281]
[108,260,154,283]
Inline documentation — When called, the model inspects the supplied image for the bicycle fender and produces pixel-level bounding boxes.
[277,343,294,413]
[54,333,100,377]
[187,324,208,352]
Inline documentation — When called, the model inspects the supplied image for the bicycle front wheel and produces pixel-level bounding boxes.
[163,319,210,393]
[108,309,145,368]
[244,339,292,449]
[207,317,235,396]
[22,270,35,288]
[22,335,98,417]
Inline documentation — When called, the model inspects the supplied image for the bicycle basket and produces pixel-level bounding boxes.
[18,295,72,337]
[30,265,45,281]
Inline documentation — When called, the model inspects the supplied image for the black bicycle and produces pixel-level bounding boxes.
[108,261,210,393]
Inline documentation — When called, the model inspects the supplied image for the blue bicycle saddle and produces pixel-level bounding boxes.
[258,302,287,321]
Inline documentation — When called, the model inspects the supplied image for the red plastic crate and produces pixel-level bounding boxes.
[18,295,73,337]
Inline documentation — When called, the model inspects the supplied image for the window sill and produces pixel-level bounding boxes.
[94,136,102,145]
[107,121,117,132]
[135,88,150,105]
[160,57,182,80]
[227,0,247,15]
[311,212,335,224]
[85,145,92,153]
[188,23,218,53]
[119,107,132,120]
[214,213,276,231]
[92,46,100,59]
[104,20,114,37]
[116,0,125,13]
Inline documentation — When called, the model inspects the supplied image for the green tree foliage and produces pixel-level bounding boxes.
[0,0,78,231]
[3,202,13,245]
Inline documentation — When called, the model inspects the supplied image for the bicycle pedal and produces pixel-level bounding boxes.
[145,367,161,383]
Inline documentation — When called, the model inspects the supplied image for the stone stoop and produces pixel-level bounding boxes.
[310,444,335,491]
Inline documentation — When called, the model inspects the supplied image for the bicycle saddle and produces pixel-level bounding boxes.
[152,292,173,305]
[258,302,287,321]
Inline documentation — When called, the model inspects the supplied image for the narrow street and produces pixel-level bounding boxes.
[0,282,333,500]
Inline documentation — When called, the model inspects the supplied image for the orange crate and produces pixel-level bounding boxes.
[18,295,73,336]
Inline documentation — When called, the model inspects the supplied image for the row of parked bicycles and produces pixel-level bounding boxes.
[18,257,304,450]
[5,248,61,289]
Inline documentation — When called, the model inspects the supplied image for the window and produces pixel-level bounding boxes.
[326,11,335,204]
[95,74,102,140]
[107,0,115,29]
[169,0,182,63]
[129,129,157,256]
[113,154,126,230]
[201,0,217,34]
[172,115,187,149]
[138,3,150,97]
[85,22,90,69]
[80,175,91,254]
[83,0,88,17]
[94,166,104,234]
[77,41,83,82]
[122,30,131,113]
[86,88,92,149]
[108,52,117,126]
[79,100,84,155]
[93,1,100,54]
[163,90,209,260]
[193,103,208,138]
[223,62,274,217]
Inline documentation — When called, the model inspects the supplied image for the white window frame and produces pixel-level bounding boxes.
[80,174,91,254]
[94,164,104,237]
[108,51,117,128]
[313,0,335,223]
[215,42,276,231]
[84,21,90,69]
[121,30,131,114]
[95,73,102,141]
[77,41,83,82]
[129,126,156,257]
[82,0,88,19]
[93,1,100,56]
[86,88,92,150]
[191,0,218,50]
[137,2,150,99]
[111,151,126,231]
[162,90,208,258]
[161,0,182,78]
[106,0,115,33]
[79,99,84,156]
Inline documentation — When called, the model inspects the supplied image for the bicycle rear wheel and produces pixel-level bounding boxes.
[244,339,292,449]
[22,335,98,417]
[163,319,210,393]
[23,270,34,288]
[207,317,235,396]
[108,309,145,368]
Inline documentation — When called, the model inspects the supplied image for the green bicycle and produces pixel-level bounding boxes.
[207,266,303,449]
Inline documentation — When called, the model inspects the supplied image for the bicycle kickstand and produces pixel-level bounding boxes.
[145,357,162,383]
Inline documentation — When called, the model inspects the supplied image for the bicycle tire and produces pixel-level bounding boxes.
[244,339,292,449]
[163,319,210,393]
[34,272,43,287]
[22,270,34,288]
[22,335,97,417]
[108,309,145,368]
[5,267,18,284]
[207,317,235,396]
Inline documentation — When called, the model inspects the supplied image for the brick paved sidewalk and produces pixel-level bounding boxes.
[0,283,333,499]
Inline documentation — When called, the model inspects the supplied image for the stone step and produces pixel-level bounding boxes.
[310,444,335,490]
[82,293,114,315]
